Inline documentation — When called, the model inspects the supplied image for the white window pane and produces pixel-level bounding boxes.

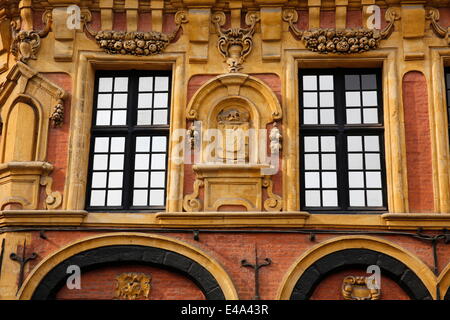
[346,92,361,107]
[349,190,365,206]
[304,154,319,170]
[151,154,166,170]
[139,77,153,91]
[92,172,107,188]
[137,110,152,125]
[320,109,335,124]
[319,92,334,107]
[96,110,111,125]
[133,190,148,206]
[150,172,165,188]
[110,137,125,153]
[109,154,124,170]
[97,94,112,109]
[319,75,333,90]
[364,136,380,151]
[136,136,150,152]
[138,93,153,108]
[303,109,318,124]
[152,136,167,152]
[365,154,381,170]
[155,77,169,91]
[362,91,378,106]
[348,154,363,170]
[347,136,362,152]
[303,92,317,108]
[321,154,336,170]
[304,136,319,152]
[321,136,335,152]
[90,190,106,206]
[302,75,317,90]
[114,77,128,91]
[346,109,361,124]
[363,108,378,124]
[94,137,109,153]
[322,172,337,188]
[113,94,128,109]
[153,110,168,125]
[99,77,113,92]
[305,190,321,206]
[367,190,383,206]
[135,154,150,170]
[112,110,127,125]
[134,171,149,188]
[93,155,108,170]
[107,190,122,206]
[305,172,320,188]
[154,93,168,108]
[366,172,382,188]
[149,190,165,206]
[349,171,364,188]
[322,190,338,206]
[108,172,123,188]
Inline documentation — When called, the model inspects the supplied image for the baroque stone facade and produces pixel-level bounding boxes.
[0,0,450,302]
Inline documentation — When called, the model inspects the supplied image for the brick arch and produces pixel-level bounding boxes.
[31,245,225,300]
[289,248,431,300]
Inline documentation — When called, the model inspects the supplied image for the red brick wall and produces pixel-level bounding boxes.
[402,71,434,212]
[439,8,450,26]
[310,269,410,300]
[347,10,362,28]
[27,231,448,300]
[320,11,335,29]
[56,264,205,300]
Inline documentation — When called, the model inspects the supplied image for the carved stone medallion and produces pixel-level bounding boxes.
[342,276,381,300]
[115,272,152,300]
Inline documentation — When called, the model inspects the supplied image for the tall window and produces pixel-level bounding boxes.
[86,70,171,211]
[300,69,387,213]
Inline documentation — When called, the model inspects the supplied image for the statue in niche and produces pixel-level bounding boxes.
[216,107,250,162]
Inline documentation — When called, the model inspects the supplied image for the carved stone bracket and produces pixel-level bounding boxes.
[342,276,381,300]
[115,272,152,300]
[263,176,282,212]
[427,8,450,44]
[212,11,260,72]
[84,11,188,56]
[183,179,204,212]
[40,172,62,210]
[10,12,52,63]
[282,8,399,54]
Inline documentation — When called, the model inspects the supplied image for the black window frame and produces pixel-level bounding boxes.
[86,69,172,212]
[299,68,388,214]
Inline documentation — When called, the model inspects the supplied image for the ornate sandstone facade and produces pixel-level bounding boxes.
[0,0,450,300]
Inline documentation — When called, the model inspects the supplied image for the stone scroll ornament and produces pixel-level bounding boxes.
[212,11,260,72]
[10,12,52,63]
[282,8,399,54]
[83,11,187,56]
[427,8,450,44]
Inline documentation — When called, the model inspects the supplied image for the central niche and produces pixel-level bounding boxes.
[183,73,282,212]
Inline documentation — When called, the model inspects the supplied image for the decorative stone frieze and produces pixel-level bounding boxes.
[342,276,381,300]
[282,8,399,54]
[212,11,260,72]
[85,11,188,56]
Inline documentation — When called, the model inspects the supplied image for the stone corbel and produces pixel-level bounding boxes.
[10,11,52,63]
[262,176,282,212]
[183,179,204,212]
[83,11,188,56]
[427,8,450,44]
[212,11,260,72]
[282,8,399,54]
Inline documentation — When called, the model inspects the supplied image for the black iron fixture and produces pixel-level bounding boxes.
[10,240,37,293]
[241,245,271,300]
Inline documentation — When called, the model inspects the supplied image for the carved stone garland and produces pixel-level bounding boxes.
[282,8,399,54]
[10,11,52,63]
[427,8,450,44]
[212,11,260,72]
[84,11,188,56]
